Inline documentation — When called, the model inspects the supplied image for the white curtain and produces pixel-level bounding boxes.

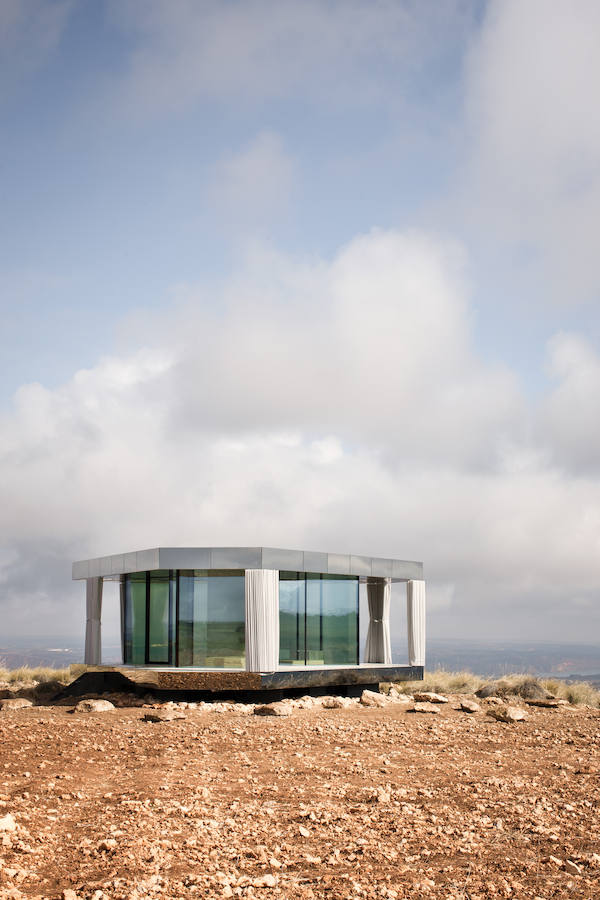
[84,576,103,665]
[364,578,392,664]
[407,579,426,666]
[245,569,279,671]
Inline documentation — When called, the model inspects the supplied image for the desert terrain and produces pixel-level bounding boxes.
[0,688,599,899]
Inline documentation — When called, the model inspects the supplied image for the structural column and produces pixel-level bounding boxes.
[364,578,392,664]
[406,579,426,667]
[84,576,103,665]
[245,569,279,671]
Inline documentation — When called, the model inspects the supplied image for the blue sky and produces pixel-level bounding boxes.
[1,0,600,647]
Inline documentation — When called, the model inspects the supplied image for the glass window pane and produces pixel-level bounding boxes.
[279,572,305,665]
[320,575,359,665]
[148,571,170,664]
[177,571,244,668]
[124,573,146,665]
[306,574,324,665]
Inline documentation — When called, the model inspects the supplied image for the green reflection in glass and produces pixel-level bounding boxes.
[177,571,245,668]
[148,571,170,664]
[279,573,358,666]
[124,572,146,665]
[279,572,305,665]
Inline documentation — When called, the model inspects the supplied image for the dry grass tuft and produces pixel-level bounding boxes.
[0,665,73,685]
[541,677,600,707]
[390,669,600,707]
[391,669,483,696]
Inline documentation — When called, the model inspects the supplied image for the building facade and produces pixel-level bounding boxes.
[73,547,426,674]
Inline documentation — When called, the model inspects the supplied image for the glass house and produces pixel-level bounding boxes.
[73,547,426,680]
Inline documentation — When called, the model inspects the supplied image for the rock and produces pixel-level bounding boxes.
[142,710,186,723]
[411,702,440,714]
[476,683,499,699]
[516,678,551,700]
[321,696,347,709]
[74,699,115,713]
[0,698,33,710]
[253,874,277,887]
[486,704,527,723]
[413,691,449,704]
[388,688,411,702]
[525,698,567,708]
[0,813,17,832]
[460,699,481,713]
[360,690,388,708]
[565,859,582,875]
[33,679,65,696]
[254,702,293,717]
[62,890,80,900]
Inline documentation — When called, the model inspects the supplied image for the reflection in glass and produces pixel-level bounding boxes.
[280,573,358,665]
[123,572,146,665]
[148,571,170,664]
[177,571,245,668]
[279,572,305,665]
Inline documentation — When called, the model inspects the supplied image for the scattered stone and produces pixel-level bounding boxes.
[74,699,115,713]
[411,702,440,714]
[321,696,347,709]
[549,855,563,867]
[413,691,449,704]
[516,678,552,700]
[565,859,582,875]
[460,699,481,713]
[0,813,17,832]
[142,710,186,723]
[254,702,293,717]
[360,690,388,708]
[0,698,33,710]
[253,873,277,887]
[388,688,411,702]
[526,698,567,708]
[486,704,527,723]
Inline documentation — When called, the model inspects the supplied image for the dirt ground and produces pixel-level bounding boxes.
[0,695,599,899]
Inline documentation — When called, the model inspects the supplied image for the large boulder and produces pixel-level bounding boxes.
[413,691,449,704]
[486,704,527,723]
[254,701,294,717]
[360,690,388,708]
[74,699,115,713]
[411,702,440,714]
[0,698,33,711]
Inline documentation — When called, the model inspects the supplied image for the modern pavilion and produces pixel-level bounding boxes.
[72,547,426,693]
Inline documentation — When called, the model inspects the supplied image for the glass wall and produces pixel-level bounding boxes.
[279,572,359,666]
[122,569,245,667]
[177,571,245,668]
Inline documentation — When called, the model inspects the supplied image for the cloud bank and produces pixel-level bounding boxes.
[1,230,599,642]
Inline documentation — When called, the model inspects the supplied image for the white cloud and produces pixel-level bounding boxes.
[539,332,600,472]
[1,228,599,643]
[106,0,476,119]
[464,0,600,303]
[206,132,294,233]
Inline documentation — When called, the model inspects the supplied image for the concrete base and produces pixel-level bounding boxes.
[60,664,424,702]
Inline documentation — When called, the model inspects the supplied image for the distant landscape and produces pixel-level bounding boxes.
[2,636,599,686]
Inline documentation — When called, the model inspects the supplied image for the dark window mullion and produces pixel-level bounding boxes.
[144,571,150,665]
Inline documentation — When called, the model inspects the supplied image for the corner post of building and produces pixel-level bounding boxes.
[244,569,280,672]
[364,577,392,664]
[406,579,426,668]
[84,576,103,665]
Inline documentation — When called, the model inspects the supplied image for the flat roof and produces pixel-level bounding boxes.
[72,547,423,582]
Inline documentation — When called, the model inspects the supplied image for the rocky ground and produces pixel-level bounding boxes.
[0,688,599,899]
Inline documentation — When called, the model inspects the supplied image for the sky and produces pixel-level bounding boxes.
[1,0,600,649]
